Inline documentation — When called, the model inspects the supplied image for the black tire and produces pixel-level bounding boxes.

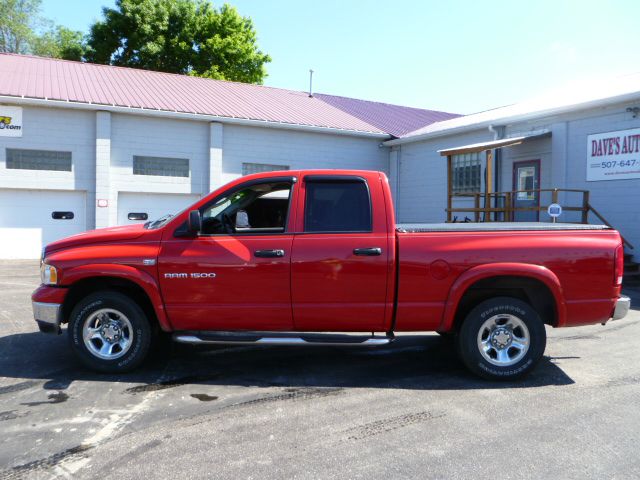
[457,296,546,381]
[68,291,152,373]
[436,331,454,338]
[436,331,455,345]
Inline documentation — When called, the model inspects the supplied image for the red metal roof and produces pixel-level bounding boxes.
[0,54,386,134]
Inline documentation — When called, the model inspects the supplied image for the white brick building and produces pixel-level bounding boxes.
[387,75,640,256]
[1,54,639,259]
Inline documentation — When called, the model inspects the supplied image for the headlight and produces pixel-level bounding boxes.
[40,263,58,285]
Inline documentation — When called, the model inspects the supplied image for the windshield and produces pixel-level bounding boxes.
[141,192,245,231]
[144,214,174,230]
[203,190,248,220]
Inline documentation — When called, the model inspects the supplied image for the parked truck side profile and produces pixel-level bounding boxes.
[32,170,630,380]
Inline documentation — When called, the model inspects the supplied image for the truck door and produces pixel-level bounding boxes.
[291,174,390,331]
[158,176,297,331]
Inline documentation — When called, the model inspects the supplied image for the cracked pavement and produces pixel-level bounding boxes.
[1,260,639,479]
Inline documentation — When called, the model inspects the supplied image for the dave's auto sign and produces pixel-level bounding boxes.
[0,106,22,137]
[587,127,640,181]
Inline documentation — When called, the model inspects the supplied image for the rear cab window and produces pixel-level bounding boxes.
[303,176,372,233]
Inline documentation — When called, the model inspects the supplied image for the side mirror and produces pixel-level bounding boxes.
[235,210,250,229]
[187,210,202,234]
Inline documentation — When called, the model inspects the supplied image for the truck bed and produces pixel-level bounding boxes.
[396,222,612,233]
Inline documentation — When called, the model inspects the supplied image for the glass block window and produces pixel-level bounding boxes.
[242,162,289,176]
[452,153,482,194]
[6,148,72,171]
[133,156,189,177]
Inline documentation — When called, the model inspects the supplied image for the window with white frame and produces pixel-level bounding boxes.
[242,162,289,176]
[452,153,481,194]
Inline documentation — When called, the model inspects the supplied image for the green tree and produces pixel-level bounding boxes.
[0,0,41,53]
[0,0,86,59]
[86,0,271,83]
[32,26,87,61]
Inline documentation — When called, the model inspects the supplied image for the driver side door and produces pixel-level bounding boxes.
[158,176,297,332]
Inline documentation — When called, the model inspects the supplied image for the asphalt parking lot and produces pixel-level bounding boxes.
[1,260,639,479]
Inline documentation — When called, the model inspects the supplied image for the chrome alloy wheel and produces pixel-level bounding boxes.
[476,314,530,367]
[82,308,133,360]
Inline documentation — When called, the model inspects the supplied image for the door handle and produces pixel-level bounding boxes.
[353,247,382,256]
[254,249,285,258]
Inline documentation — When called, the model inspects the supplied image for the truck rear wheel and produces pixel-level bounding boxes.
[457,297,546,380]
[68,291,152,373]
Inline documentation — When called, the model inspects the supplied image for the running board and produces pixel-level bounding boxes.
[172,331,394,347]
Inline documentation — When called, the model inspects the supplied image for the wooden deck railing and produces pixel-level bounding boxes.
[446,188,633,249]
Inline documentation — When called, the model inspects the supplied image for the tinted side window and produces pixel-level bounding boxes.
[200,181,292,235]
[304,180,372,232]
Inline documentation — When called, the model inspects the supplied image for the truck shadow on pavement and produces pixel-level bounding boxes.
[0,331,575,392]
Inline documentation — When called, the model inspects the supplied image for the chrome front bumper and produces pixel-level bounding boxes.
[612,295,631,321]
[32,301,62,334]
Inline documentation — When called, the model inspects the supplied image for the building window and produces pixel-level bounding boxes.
[452,153,481,194]
[6,148,72,171]
[242,162,289,176]
[133,155,189,177]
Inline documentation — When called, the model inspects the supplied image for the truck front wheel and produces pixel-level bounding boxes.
[457,297,546,380]
[68,291,152,373]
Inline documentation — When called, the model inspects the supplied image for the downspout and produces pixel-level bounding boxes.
[395,147,401,218]
[488,124,502,193]
[488,125,504,219]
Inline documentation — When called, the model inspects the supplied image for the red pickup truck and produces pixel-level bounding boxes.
[32,170,630,380]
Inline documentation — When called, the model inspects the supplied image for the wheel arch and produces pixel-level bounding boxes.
[60,264,172,332]
[439,263,566,333]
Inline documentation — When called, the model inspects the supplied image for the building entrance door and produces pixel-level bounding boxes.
[512,160,540,221]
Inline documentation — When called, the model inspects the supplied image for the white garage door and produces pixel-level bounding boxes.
[0,189,87,259]
[117,192,201,225]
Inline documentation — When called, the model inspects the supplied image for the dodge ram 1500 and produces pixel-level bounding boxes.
[32,170,630,380]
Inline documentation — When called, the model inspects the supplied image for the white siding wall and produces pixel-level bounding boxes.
[0,107,388,239]
[500,138,552,193]
[221,125,388,185]
[394,130,490,223]
[500,137,554,220]
[564,106,640,250]
[109,114,210,225]
[394,100,640,252]
[107,118,387,227]
[5,99,639,259]
[499,102,640,243]
[0,106,95,227]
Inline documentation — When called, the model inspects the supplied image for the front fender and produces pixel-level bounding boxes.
[61,263,172,331]
[439,262,566,332]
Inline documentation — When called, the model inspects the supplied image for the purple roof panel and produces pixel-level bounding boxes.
[315,93,461,137]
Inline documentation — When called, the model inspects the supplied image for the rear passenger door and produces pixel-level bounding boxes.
[291,174,390,331]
